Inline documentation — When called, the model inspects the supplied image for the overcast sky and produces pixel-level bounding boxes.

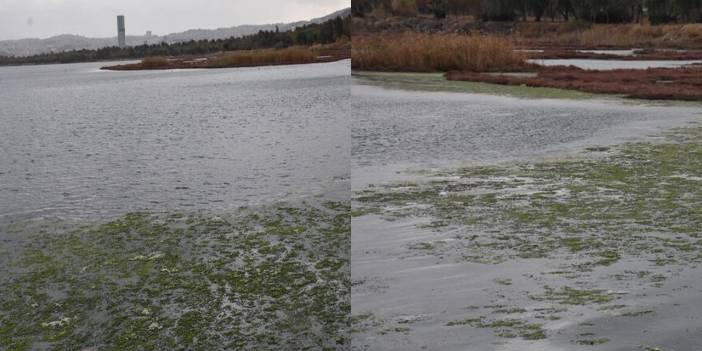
[0,0,349,40]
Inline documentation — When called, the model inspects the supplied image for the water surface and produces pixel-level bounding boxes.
[528,58,701,70]
[351,75,702,351]
[352,81,700,188]
[0,60,350,220]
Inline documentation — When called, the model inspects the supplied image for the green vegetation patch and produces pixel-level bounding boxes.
[0,203,350,351]
[354,126,702,268]
[446,316,546,340]
[354,124,702,343]
[532,286,613,305]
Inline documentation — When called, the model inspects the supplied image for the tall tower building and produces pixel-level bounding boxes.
[117,15,126,48]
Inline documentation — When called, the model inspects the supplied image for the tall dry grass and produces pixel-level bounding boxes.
[352,33,526,72]
[518,22,702,48]
[206,47,316,68]
[140,56,170,68]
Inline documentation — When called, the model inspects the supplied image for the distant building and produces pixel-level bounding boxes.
[117,15,126,48]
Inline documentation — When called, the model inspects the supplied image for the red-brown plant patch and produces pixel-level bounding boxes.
[446,66,702,101]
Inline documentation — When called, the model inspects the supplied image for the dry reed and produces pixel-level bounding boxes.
[518,22,702,48]
[206,47,316,68]
[352,33,527,72]
[140,56,170,68]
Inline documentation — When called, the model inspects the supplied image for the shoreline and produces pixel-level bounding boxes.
[101,56,349,71]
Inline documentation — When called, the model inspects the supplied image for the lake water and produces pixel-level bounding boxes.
[352,81,701,188]
[577,49,638,56]
[529,58,701,70]
[0,60,350,220]
[351,75,702,351]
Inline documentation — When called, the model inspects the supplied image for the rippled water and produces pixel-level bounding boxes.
[351,75,702,351]
[351,81,700,187]
[0,60,350,220]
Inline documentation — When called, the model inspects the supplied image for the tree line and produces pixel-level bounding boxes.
[0,15,350,66]
[352,0,702,23]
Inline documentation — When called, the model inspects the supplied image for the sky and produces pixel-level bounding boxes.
[0,0,349,40]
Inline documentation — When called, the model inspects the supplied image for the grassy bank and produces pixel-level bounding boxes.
[0,203,350,350]
[447,66,702,101]
[352,33,528,72]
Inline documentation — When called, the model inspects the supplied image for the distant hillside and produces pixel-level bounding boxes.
[0,8,350,57]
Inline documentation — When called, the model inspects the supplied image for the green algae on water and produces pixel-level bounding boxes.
[0,203,350,351]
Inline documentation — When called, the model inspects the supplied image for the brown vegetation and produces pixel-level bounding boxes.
[515,22,702,49]
[352,32,529,72]
[353,15,702,49]
[140,56,171,68]
[102,44,350,71]
[446,66,702,100]
[525,47,702,60]
[204,47,316,68]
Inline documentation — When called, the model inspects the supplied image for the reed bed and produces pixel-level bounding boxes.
[352,33,527,72]
[140,56,170,68]
[519,22,702,48]
[205,47,316,68]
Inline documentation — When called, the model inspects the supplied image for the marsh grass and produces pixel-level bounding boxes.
[518,22,702,48]
[352,33,527,72]
[205,47,316,68]
[140,56,170,68]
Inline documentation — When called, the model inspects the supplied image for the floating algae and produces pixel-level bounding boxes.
[352,125,702,345]
[0,203,350,351]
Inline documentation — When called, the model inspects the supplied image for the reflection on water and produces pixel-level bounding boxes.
[0,60,350,220]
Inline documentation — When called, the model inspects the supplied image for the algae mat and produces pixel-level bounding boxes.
[352,126,702,350]
[0,203,350,351]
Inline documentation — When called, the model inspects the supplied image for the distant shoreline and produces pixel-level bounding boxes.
[101,53,349,71]
[100,44,350,71]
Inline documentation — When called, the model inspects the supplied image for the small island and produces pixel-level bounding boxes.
[101,43,350,70]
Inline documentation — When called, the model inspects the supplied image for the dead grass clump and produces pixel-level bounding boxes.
[352,32,527,72]
[140,56,170,68]
[206,47,316,68]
